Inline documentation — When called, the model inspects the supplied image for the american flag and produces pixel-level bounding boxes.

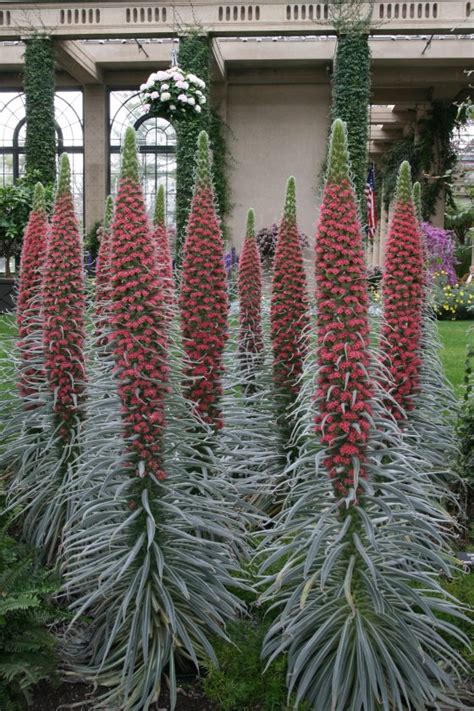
[365,164,377,241]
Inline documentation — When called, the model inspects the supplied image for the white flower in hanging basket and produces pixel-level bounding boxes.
[140,65,207,119]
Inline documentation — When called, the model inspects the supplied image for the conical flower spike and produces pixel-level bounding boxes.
[412,181,422,224]
[109,126,169,479]
[238,208,264,376]
[179,130,228,429]
[380,160,424,419]
[17,182,49,402]
[95,194,114,311]
[42,154,86,442]
[315,118,373,497]
[152,184,174,316]
[270,177,309,402]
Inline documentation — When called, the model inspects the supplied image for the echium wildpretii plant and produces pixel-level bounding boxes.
[238,208,264,381]
[259,120,468,710]
[16,182,48,403]
[153,184,175,316]
[43,153,87,443]
[64,128,242,711]
[94,194,114,309]
[314,119,373,498]
[109,127,169,480]
[380,161,424,419]
[270,177,309,404]
[179,130,228,429]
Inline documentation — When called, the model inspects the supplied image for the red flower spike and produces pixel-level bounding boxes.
[238,208,264,375]
[17,182,48,401]
[153,184,175,317]
[270,177,309,399]
[42,155,87,442]
[381,161,424,419]
[179,131,228,429]
[109,127,169,479]
[315,120,373,498]
[95,194,114,308]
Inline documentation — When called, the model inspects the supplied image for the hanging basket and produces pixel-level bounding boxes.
[139,66,207,121]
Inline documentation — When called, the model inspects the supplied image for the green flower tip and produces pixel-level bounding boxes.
[195,130,212,187]
[396,160,413,204]
[104,195,114,230]
[284,177,297,223]
[412,181,422,221]
[326,118,350,185]
[32,182,45,212]
[246,208,255,239]
[121,126,140,182]
[57,153,71,196]
[154,184,166,227]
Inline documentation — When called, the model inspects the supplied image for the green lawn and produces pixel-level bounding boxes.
[0,313,472,398]
[437,320,474,398]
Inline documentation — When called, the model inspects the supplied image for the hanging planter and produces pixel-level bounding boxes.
[139,66,206,120]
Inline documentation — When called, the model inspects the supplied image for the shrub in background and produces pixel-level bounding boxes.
[256,222,309,271]
[432,272,474,320]
[0,183,34,278]
[422,222,458,285]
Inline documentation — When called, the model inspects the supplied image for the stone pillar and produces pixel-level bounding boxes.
[83,84,108,231]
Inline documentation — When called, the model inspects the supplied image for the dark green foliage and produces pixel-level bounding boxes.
[380,101,460,218]
[203,619,309,711]
[458,345,474,483]
[446,201,474,245]
[85,220,102,263]
[330,33,370,213]
[175,34,211,269]
[23,36,56,188]
[0,498,60,710]
[0,183,33,277]
[175,34,229,268]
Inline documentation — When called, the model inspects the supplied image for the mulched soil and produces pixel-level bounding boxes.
[32,678,218,711]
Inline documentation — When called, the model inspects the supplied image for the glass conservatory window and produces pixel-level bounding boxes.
[0,91,84,217]
[109,90,176,226]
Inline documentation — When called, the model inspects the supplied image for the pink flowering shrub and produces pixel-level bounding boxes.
[42,156,86,442]
[109,127,169,479]
[16,182,48,401]
[270,177,309,400]
[422,221,458,285]
[153,184,175,315]
[314,119,373,497]
[381,161,424,418]
[179,131,228,429]
[238,208,264,368]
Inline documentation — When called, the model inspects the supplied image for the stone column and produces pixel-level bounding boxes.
[83,84,108,231]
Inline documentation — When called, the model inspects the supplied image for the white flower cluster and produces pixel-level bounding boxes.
[139,66,206,116]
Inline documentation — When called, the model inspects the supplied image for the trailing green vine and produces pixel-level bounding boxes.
[330,32,371,216]
[175,32,229,268]
[23,35,56,188]
[379,101,460,219]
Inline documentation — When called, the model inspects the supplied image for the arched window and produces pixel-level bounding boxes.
[0,91,84,216]
[109,90,176,225]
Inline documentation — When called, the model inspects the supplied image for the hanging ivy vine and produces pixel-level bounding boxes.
[330,32,371,216]
[379,101,460,219]
[175,32,229,269]
[23,35,56,188]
